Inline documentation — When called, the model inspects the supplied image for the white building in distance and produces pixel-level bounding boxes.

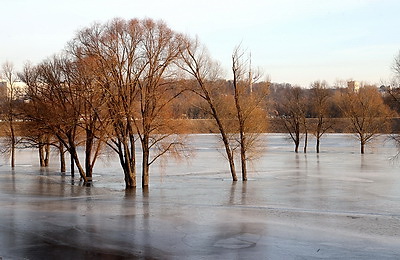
[347,80,360,92]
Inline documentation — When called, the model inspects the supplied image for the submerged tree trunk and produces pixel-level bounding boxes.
[215,115,237,181]
[70,146,87,182]
[294,129,300,153]
[66,133,86,182]
[38,142,45,167]
[10,123,15,168]
[316,137,320,153]
[128,136,136,188]
[44,142,50,167]
[85,129,94,179]
[59,142,66,173]
[231,49,249,182]
[70,153,74,177]
[142,136,150,188]
[120,139,136,189]
[240,132,247,181]
[303,131,308,153]
[38,135,50,167]
[124,162,136,188]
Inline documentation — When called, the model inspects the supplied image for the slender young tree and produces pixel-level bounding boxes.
[231,46,268,180]
[180,38,238,181]
[1,61,21,167]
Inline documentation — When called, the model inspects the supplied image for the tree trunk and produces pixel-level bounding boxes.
[122,139,136,188]
[10,123,15,168]
[11,141,15,168]
[129,131,136,185]
[59,142,66,172]
[70,147,87,182]
[295,140,299,153]
[361,142,365,154]
[232,63,247,181]
[125,167,136,188]
[196,78,237,181]
[44,142,50,167]
[216,117,237,181]
[294,131,300,153]
[240,132,247,181]
[38,142,45,167]
[316,138,320,153]
[70,153,75,177]
[303,131,308,153]
[67,133,86,182]
[227,152,237,181]
[85,129,94,179]
[142,140,150,188]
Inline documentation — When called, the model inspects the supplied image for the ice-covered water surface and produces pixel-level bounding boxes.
[0,134,400,259]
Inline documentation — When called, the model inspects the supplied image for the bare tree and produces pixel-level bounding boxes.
[392,51,400,78]
[63,55,107,180]
[276,86,307,153]
[381,51,400,152]
[337,85,392,154]
[179,38,238,181]
[18,63,54,168]
[231,46,268,180]
[310,80,333,153]
[1,61,22,167]
[180,40,268,181]
[134,19,186,188]
[22,56,89,182]
[71,18,187,188]
[69,18,141,188]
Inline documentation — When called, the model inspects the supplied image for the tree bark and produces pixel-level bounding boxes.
[303,131,308,153]
[85,129,94,179]
[294,131,300,153]
[142,136,150,188]
[239,132,247,181]
[70,146,87,182]
[213,109,237,181]
[10,122,15,168]
[44,142,50,167]
[59,142,66,173]
[232,59,247,181]
[38,142,45,167]
[122,139,136,188]
[70,153,75,177]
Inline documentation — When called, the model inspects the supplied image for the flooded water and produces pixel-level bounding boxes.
[1,134,400,259]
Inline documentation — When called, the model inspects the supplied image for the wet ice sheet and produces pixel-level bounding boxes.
[0,134,400,259]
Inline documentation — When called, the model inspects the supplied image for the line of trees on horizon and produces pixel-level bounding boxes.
[1,17,400,189]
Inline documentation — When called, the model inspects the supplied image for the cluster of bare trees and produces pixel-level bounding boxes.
[272,81,394,154]
[0,18,268,188]
[180,40,268,181]
[1,18,400,189]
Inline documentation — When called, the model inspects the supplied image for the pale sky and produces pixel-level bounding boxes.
[1,0,399,87]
